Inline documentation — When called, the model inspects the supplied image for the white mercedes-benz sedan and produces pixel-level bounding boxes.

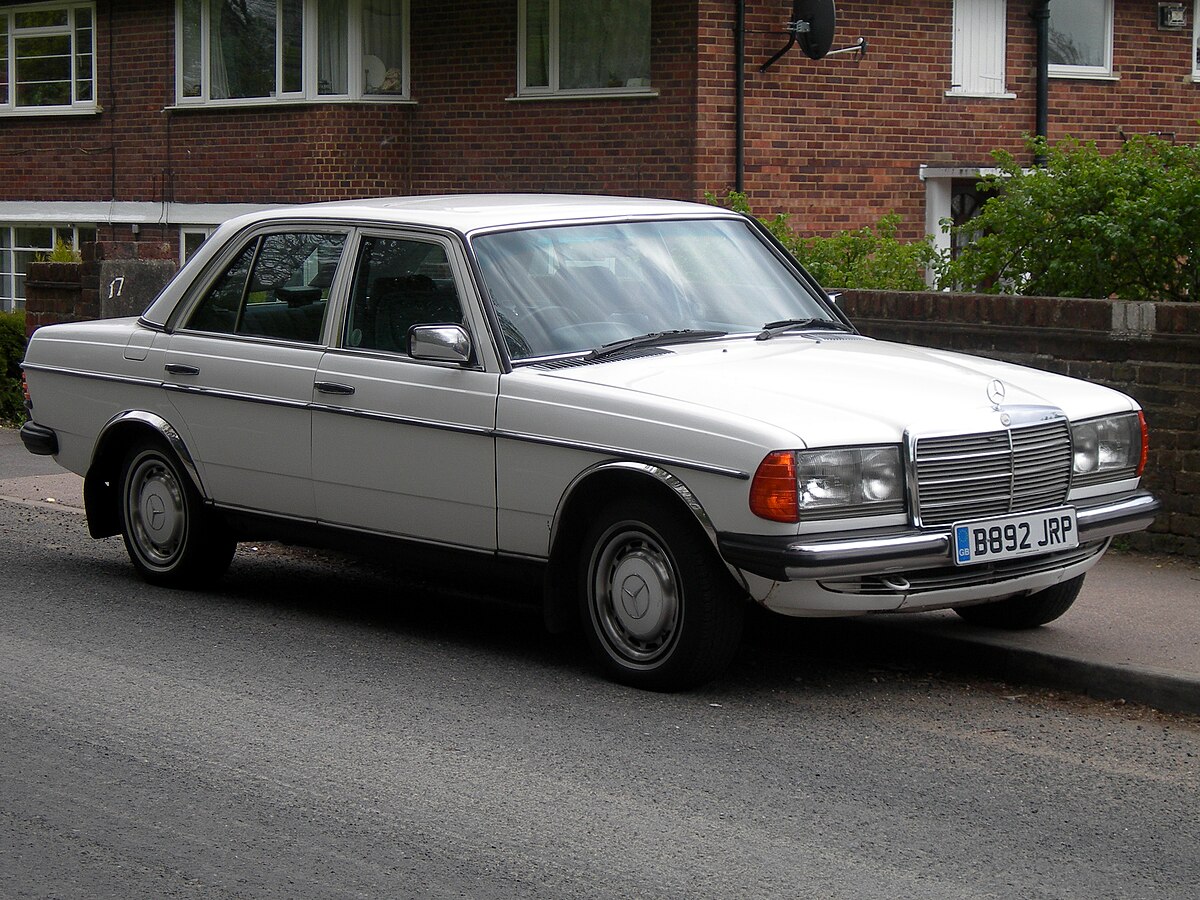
[21,195,1159,689]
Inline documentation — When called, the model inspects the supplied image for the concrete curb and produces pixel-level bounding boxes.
[855,621,1200,717]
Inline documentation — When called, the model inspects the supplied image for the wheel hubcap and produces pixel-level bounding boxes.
[591,525,681,664]
[127,456,186,567]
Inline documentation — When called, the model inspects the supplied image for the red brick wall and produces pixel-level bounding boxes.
[698,0,1200,236]
[2,1,1198,239]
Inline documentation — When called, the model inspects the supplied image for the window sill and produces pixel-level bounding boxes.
[166,97,417,112]
[506,89,660,102]
[0,105,102,118]
[945,90,1017,100]
[1048,70,1120,82]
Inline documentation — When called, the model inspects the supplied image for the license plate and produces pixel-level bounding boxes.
[953,507,1078,566]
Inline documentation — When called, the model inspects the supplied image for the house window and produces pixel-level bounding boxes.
[177,0,408,105]
[0,3,96,114]
[1193,0,1200,79]
[519,0,651,97]
[181,228,213,264]
[1048,0,1114,77]
[0,224,96,312]
[949,0,1011,97]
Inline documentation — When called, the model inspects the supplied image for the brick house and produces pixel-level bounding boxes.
[2,0,1198,311]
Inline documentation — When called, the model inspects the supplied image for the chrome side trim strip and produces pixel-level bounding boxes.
[161,382,312,410]
[21,362,162,391]
[498,430,750,480]
[309,402,496,438]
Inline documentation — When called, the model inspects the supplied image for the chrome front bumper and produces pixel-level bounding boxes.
[717,490,1161,582]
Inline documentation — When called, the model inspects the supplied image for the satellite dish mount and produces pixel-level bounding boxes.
[759,0,865,72]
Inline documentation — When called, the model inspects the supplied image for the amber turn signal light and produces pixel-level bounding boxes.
[749,451,800,522]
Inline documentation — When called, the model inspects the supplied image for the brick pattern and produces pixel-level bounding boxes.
[839,290,1200,558]
[2,1,1198,240]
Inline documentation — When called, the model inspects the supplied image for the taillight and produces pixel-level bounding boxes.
[749,451,799,523]
[21,372,31,411]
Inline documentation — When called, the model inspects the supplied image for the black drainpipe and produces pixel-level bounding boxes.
[1031,0,1050,164]
[735,0,746,192]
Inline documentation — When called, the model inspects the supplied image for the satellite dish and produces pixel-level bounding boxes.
[795,0,837,61]
[759,0,845,71]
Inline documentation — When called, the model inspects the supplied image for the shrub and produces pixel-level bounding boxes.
[706,191,938,291]
[0,310,28,425]
[941,135,1200,301]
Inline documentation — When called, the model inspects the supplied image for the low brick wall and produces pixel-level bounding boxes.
[839,290,1200,558]
[25,241,177,337]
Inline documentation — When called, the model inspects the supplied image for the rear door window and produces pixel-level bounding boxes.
[186,232,347,343]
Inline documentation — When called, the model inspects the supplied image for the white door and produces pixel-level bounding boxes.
[164,229,349,519]
[310,232,499,550]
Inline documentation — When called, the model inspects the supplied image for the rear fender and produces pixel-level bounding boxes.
[84,410,206,539]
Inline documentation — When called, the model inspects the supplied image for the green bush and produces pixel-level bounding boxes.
[1,310,29,426]
[706,191,938,291]
[941,135,1200,301]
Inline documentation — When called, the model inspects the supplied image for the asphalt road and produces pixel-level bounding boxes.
[3,429,1199,898]
[1,490,1198,897]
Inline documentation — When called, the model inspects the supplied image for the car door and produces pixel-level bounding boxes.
[310,231,500,550]
[163,227,350,520]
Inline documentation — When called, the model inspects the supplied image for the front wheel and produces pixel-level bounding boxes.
[119,440,235,587]
[953,575,1085,629]
[579,497,745,691]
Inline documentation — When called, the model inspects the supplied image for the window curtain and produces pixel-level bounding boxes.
[318,0,348,94]
[362,0,403,94]
[525,0,549,88]
[210,0,229,99]
[560,0,649,90]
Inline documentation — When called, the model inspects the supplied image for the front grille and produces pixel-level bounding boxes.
[913,418,1072,526]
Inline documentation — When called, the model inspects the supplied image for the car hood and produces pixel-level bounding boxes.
[524,334,1137,448]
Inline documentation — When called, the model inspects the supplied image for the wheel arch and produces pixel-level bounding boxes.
[542,461,741,633]
[84,411,206,539]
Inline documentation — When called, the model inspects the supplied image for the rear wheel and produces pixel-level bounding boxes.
[953,575,1085,629]
[579,497,744,690]
[119,440,235,587]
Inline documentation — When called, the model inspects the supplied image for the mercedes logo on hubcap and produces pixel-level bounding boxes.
[620,575,650,619]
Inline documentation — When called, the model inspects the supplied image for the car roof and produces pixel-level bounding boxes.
[140,194,743,328]
[230,193,735,234]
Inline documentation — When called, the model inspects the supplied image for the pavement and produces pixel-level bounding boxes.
[2,427,1198,715]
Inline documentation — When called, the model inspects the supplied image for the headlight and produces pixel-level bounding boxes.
[750,446,905,523]
[1071,412,1146,484]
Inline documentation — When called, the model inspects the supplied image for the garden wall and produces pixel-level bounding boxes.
[839,290,1200,557]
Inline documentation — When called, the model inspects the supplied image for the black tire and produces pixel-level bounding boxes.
[953,575,1085,629]
[118,440,235,587]
[578,496,745,691]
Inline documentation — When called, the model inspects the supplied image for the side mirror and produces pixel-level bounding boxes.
[408,324,473,365]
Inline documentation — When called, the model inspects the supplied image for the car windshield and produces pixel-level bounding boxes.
[472,218,838,361]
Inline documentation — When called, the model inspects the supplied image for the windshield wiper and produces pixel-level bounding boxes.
[756,317,850,341]
[585,329,728,362]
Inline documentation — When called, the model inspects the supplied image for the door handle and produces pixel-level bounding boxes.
[164,364,200,376]
[314,381,356,396]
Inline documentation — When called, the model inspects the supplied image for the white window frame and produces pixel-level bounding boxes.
[175,0,410,107]
[0,223,95,312]
[1193,0,1200,80]
[515,0,654,100]
[948,0,1014,98]
[0,2,98,117]
[180,227,213,264]
[1048,0,1116,79]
